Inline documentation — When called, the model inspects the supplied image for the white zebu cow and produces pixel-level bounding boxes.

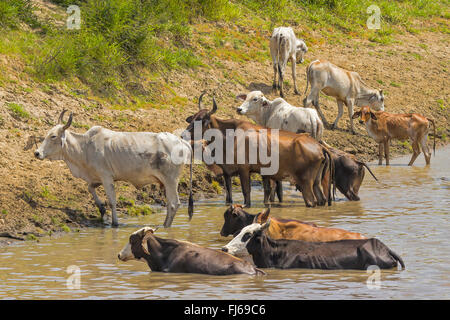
[34,110,193,228]
[270,27,308,97]
[236,91,323,140]
[303,60,385,134]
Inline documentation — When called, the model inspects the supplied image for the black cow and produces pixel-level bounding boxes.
[222,221,405,270]
[118,227,265,275]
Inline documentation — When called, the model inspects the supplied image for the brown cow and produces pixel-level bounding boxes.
[352,106,436,166]
[183,93,333,208]
[221,205,366,242]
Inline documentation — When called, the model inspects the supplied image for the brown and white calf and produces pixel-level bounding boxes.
[352,106,436,166]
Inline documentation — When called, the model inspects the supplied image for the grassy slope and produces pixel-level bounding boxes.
[0,0,449,240]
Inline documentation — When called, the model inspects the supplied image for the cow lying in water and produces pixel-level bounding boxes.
[220,205,366,241]
[118,227,265,275]
[222,221,405,270]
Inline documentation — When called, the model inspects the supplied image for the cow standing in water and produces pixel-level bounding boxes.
[34,110,193,227]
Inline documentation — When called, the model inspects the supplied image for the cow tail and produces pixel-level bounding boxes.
[188,144,194,220]
[427,117,436,156]
[359,161,378,182]
[303,63,310,96]
[317,118,324,141]
[322,146,334,205]
[389,249,405,270]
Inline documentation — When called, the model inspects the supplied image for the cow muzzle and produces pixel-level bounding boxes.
[34,150,44,160]
[118,243,135,261]
[236,108,243,115]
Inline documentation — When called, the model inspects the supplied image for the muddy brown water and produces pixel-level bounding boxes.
[0,147,449,299]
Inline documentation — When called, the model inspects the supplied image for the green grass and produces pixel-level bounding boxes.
[0,0,448,101]
[7,102,30,119]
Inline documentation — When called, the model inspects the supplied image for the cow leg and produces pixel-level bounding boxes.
[295,173,317,208]
[162,179,181,228]
[278,64,285,98]
[420,134,431,165]
[272,63,278,91]
[223,173,233,205]
[408,139,420,166]
[346,99,356,134]
[291,58,299,95]
[276,180,283,203]
[238,169,251,207]
[306,88,329,128]
[262,176,272,204]
[313,159,327,206]
[384,139,390,166]
[102,177,118,227]
[332,100,344,130]
[88,183,106,220]
[378,143,384,165]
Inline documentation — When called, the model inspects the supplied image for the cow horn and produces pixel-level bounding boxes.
[198,91,207,110]
[58,110,67,124]
[208,94,217,116]
[62,112,73,131]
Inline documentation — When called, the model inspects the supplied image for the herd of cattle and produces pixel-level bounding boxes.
[33,26,437,275]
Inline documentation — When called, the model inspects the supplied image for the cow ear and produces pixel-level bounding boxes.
[186,115,194,123]
[352,111,361,119]
[370,112,377,120]
[258,208,270,224]
[261,218,271,230]
[141,229,154,255]
[236,94,247,101]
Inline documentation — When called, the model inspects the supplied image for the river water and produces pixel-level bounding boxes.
[0,147,449,300]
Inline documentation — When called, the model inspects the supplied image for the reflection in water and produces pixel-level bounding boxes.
[0,147,449,299]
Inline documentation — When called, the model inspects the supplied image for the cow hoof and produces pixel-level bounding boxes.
[99,205,106,218]
[294,89,300,95]
[331,124,338,130]
[112,222,119,228]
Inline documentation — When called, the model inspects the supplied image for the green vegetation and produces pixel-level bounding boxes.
[7,102,30,119]
[211,180,222,194]
[0,0,448,102]
[0,0,39,29]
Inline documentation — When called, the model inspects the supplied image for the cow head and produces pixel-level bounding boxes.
[352,106,377,124]
[221,220,270,255]
[183,92,217,141]
[295,39,308,64]
[220,204,252,237]
[118,227,156,262]
[367,89,385,111]
[34,110,73,161]
[236,91,270,116]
